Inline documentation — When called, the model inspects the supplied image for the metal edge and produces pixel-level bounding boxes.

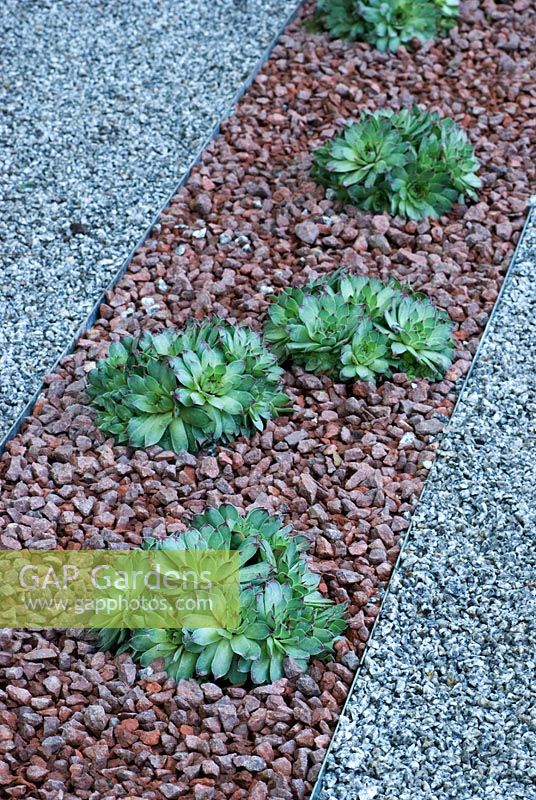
[309,204,535,800]
[0,0,304,455]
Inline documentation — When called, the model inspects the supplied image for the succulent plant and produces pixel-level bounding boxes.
[379,296,454,379]
[129,580,347,685]
[312,107,480,221]
[379,106,439,140]
[145,504,293,588]
[438,118,481,199]
[346,181,391,213]
[260,287,307,360]
[87,319,290,453]
[265,286,364,375]
[129,629,196,680]
[99,627,130,655]
[332,273,404,321]
[266,271,454,382]
[358,0,438,51]
[389,163,457,221]
[243,582,347,684]
[312,0,458,50]
[313,0,365,39]
[340,319,392,381]
[103,505,347,686]
[319,116,409,190]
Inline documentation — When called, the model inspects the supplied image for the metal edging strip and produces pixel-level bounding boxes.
[0,0,304,456]
[309,203,535,800]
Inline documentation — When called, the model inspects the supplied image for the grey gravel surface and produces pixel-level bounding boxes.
[0,0,298,439]
[318,209,536,800]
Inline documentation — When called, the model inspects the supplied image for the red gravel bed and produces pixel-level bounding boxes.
[1,1,535,798]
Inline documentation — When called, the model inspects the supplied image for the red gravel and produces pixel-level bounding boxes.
[1,1,535,798]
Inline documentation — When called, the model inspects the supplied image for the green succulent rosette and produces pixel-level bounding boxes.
[266,287,364,375]
[359,0,438,52]
[312,107,480,221]
[265,271,454,383]
[340,318,392,381]
[378,295,455,379]
[101,505,347,686]
[312,0,460,50]
[87,319,290,453]
[319,116,410,190]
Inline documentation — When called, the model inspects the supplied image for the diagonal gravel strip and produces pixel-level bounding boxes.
[0,0,297,438]
[317,209,536,800]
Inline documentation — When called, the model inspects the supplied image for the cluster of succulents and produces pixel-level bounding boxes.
[87,319,290,453]
[312,107,480,220]
[100,505,347,685]
[265,271,454,382]
[311,0,459,51]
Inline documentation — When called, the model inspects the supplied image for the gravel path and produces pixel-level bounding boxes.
[0,0,297,439]
[317,209,536,800]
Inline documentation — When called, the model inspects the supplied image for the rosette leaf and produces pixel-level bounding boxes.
[439,118,481,199]
[86,336,136,442]
[379,106,440,140]
[99,627,130,655]
[433,0,459,27]
[335,274,404,320]
[346,181,391,213]
[129,629,198,681]
[219,324,284,383]
[314,0,365,40]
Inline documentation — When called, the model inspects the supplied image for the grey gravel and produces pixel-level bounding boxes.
[0,0,298,438]
[318,209,536,800]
